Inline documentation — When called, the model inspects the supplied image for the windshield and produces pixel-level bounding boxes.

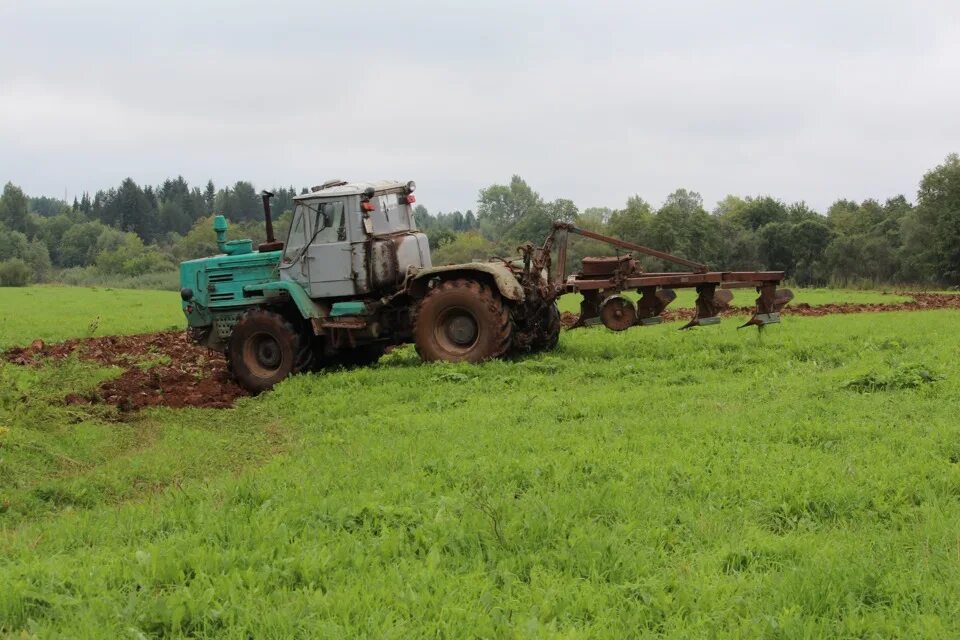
[282,200,348,266]
[283,204,312,263]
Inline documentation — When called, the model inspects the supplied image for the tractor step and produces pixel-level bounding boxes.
[330,301,368,317]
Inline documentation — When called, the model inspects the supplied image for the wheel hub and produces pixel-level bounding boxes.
[445,313,478,346]
[253,335,282,369]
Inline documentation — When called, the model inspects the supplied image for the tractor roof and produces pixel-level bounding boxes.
[293,180,408,200]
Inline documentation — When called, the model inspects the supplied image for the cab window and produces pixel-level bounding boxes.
[283,204,311,262]
[315,201,346,243]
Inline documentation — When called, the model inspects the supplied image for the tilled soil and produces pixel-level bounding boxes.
[4,293,960,412]
[3,331,248,411]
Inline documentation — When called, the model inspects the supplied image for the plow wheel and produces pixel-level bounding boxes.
[599,295,637,331]
[228,309,304,393]
[415,278,512,362]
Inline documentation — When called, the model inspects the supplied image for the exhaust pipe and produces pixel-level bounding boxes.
[258,190,284,253]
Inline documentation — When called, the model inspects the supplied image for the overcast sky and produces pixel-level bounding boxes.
[1,0,958,214]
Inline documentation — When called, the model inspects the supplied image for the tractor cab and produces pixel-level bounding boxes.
[281,180,431,299]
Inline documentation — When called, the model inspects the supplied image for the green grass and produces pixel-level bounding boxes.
[0,285,913,348]
[0,286,183,348]
[557,287,912,313]
[3,295,960,636]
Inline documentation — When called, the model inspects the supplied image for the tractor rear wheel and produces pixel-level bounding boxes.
[228,309,304,393]
[414,278,512,362]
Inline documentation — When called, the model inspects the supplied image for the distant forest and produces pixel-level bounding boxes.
[1,154,959,289]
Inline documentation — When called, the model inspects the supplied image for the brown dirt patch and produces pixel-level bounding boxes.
[3,331,248,412]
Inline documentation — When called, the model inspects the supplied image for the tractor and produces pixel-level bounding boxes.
[179,179,792,393]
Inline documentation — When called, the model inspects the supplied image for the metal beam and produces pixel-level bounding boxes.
[555,222,709,272]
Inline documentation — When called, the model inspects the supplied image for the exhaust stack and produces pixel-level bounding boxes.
[258,190,284,253]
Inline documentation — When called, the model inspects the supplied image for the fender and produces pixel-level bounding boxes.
[409,262,525,302]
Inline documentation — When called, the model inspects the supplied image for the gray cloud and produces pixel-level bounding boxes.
[1,0,958,213]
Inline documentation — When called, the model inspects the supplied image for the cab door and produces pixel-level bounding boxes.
[279,203,313,288]
[305,199,356,298]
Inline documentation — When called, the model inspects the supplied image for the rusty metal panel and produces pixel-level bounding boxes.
[721,271,786,281]
[580,255,637,277]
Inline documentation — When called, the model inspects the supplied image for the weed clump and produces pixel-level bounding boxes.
[843,363,943,393]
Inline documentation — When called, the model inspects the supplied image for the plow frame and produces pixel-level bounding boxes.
[529,222,792,330]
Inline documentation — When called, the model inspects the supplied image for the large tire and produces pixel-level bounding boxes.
[228,309,304,393]
[530,302,561,352]
[414,278,512,362]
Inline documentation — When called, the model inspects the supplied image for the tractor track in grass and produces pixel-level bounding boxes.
[4,293,959,412]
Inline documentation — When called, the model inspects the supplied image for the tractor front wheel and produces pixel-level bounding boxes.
[414,278,512,363]
[228,309,304,393]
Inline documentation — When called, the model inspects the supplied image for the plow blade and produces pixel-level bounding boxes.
[739,287,794,329]
[636,287,676,326]
[680,287,733,330]
[681,316,721,329]
[738,312,781,328]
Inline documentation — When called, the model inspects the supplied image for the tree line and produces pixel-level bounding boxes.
[1,154,958,288]
[424,154,960,288]
[0,179,300,287]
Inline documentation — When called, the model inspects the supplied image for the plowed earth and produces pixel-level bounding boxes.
[4,293,960,412]
[3,331,247,411]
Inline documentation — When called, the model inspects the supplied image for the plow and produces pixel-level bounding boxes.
[177,179,795,392]
[524,222,794,332]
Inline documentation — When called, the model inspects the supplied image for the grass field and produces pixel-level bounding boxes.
[0,285,913,348]
[3,287,960,637]
[0,287,184,348]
